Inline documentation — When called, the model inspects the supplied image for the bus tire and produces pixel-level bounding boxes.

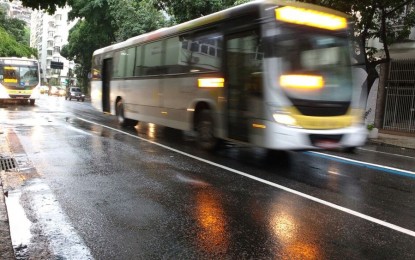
[29,99,35,106]
[196,110,218,151]
[116,100,126,126]
[343,146,357,153]
[116,99,137,127]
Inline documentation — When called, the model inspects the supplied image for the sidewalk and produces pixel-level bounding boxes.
[367,132,415,150]
[0,129,15,259]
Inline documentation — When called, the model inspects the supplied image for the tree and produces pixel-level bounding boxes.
[151,0,241,24]
[299,0,415,95]
[18,0,67,14]
[108,0,169,42]
[61,20,112,92]
[59,0,169,92]
[0,7,36,57]
[0,27,36,57]
[0,7,27,44]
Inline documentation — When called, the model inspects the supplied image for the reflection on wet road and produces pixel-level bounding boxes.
[0,96,414,259]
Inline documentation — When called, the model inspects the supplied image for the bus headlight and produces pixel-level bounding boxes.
[273,113,298,127]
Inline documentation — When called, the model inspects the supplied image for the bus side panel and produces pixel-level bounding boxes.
[161,76,195,130]
[90,80,103,112]
[162,74,225,132]
[122,78,163,123]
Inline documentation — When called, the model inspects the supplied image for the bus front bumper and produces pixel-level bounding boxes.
[251,121,368,150]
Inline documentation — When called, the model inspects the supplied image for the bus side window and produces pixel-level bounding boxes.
[180,32,222,73]
[165,37,187,74]
[143,40,163,76]
[113,50,127,78]
[125,47,136,77]
[134,46,143,76]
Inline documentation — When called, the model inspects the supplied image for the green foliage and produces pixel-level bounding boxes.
[60,20,108,91]
[109,0,168,41]
[367,123,374,131]
[0,27,36,57]
[0,7,27,44]
[19,0,67,14]
[0,7,36,57]
[152,0,242,24]
[59,0,169,91]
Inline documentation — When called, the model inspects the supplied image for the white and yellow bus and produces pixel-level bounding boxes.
[91,0,367,152]
[0,57,41,105]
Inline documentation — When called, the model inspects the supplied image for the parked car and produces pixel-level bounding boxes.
[65,87,85,101]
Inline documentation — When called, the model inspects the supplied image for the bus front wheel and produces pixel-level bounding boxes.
[196,110,218,151]
[29,99,35,106]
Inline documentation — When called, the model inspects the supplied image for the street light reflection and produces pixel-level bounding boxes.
[270,200,321,259]
[194,188,229,254]
[134,123,157,139]
[327,165,341,190]
[147,123,156,139]
[271,212,296,243]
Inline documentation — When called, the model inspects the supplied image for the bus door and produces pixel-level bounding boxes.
[225,30,263,142]
[102,58,112,113]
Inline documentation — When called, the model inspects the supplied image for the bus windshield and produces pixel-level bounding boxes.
[0,65,39,89]
[265,28,353,102]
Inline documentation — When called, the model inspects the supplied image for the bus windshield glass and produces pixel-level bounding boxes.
[0,64,39,89]
[266,27,353,102]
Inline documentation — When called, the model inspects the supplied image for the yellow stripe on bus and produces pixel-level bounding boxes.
[7,90,32,95]
[4,79,18,83]
[288,107,353,129]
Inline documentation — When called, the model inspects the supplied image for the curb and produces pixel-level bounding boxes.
[0,172,14,260]
[366,139,415,151]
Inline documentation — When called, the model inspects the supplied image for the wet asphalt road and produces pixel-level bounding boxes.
[1,95,415,259]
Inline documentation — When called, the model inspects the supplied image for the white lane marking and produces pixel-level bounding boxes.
[77,117,415,237]
[5,189,32,247]
[311,151,415,176]
[358,147,415,159]
[26,179,93,259]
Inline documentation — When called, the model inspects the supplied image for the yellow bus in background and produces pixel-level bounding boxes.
[0,57,41,105]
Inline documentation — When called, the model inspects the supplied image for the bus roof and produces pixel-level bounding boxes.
[0,57,38,62]
[93,0,349,56]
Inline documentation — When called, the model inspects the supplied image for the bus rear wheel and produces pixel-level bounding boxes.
[116,99,137,127]
[196,110,218,151]
[116,100,126,126]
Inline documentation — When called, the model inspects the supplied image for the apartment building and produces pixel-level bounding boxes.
[30,6,77,86]
[0,0,31,25]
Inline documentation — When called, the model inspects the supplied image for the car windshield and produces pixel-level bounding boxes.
[72,88,81,92]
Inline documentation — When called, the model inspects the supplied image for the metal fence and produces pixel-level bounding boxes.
[383,59,415,133]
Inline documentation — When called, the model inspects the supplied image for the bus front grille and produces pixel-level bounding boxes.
[9,95,30,99]
[291,99,350,116]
